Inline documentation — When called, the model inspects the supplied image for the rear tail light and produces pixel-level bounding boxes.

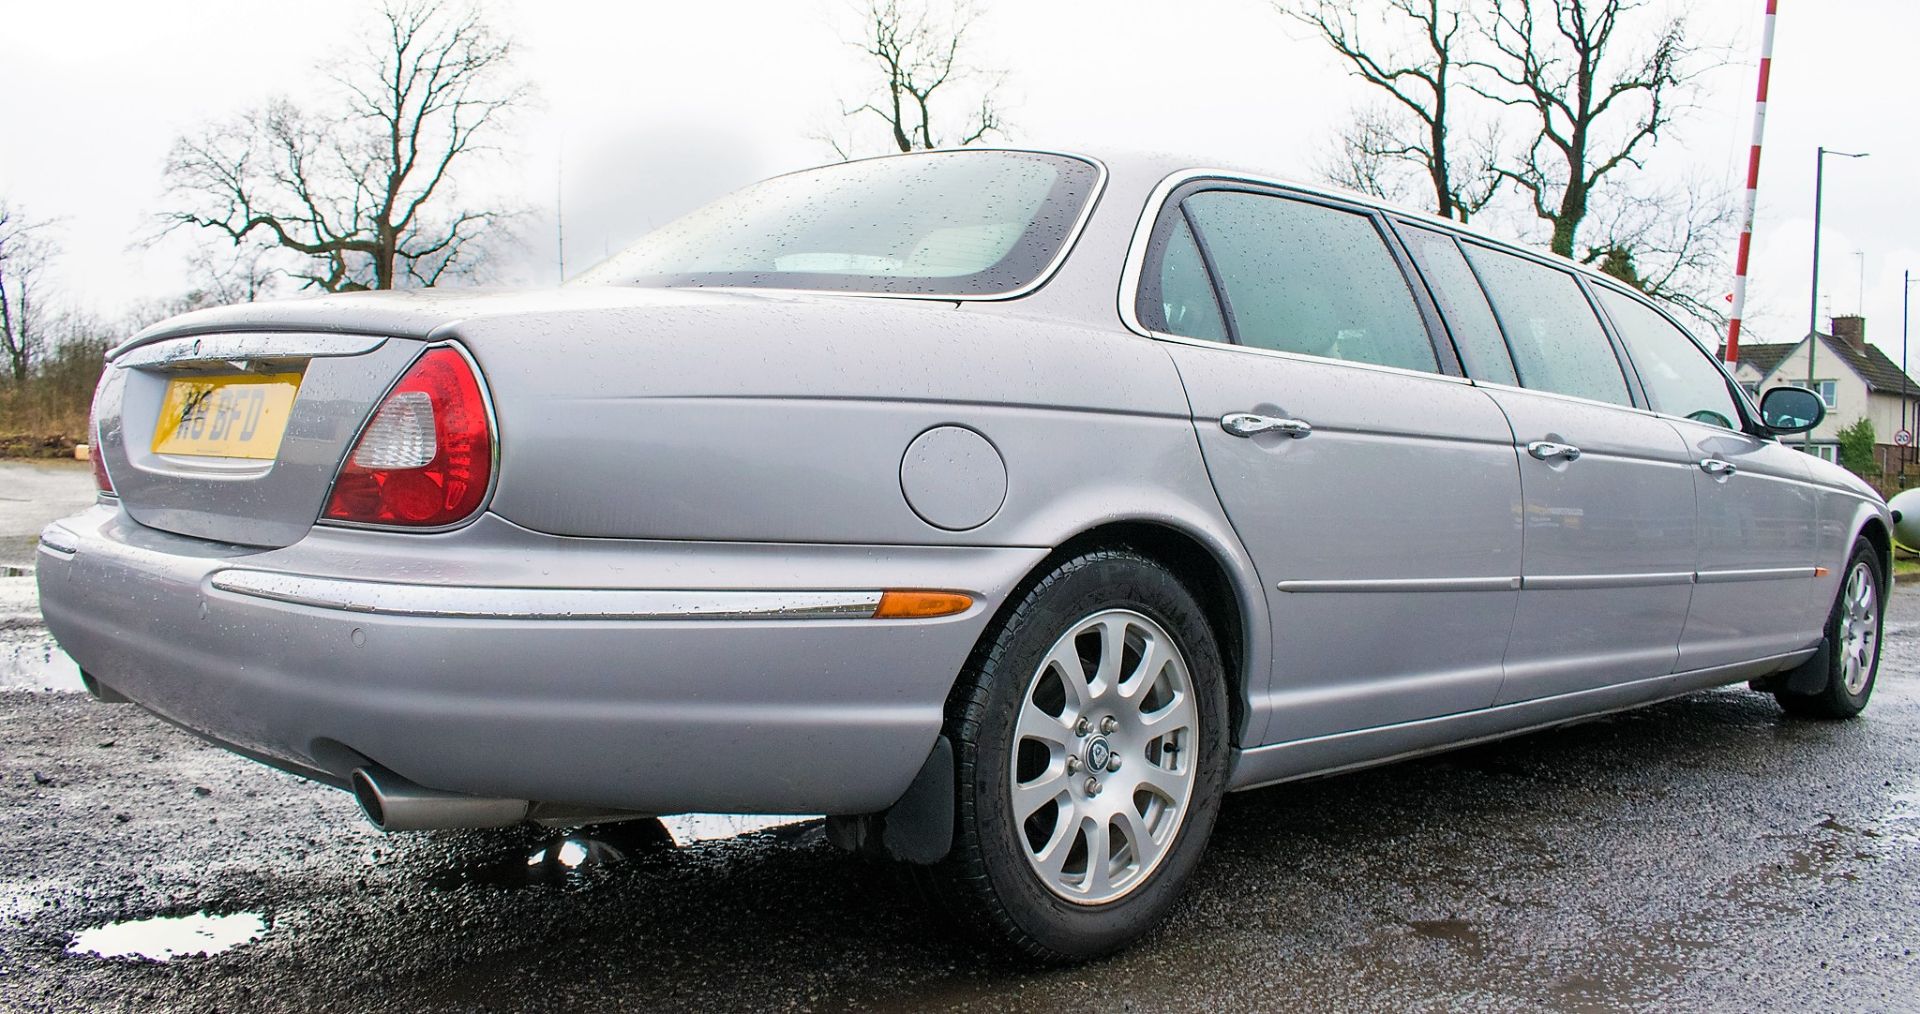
[324,347,493,527]
[89,371,114,496]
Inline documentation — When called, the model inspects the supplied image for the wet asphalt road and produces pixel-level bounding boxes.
[2,593,1918,1009]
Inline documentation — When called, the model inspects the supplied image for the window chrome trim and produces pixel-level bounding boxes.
[616,148,1108,304]
[1132,326,1477,385]
[1117,169,1474,386]
[1460,377,1655,415]
[1586,277,1757,433]
[207,570,889,621]
[1114,167,1702,396]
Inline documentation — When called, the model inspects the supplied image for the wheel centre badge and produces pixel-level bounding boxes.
[1086,736,1112,772]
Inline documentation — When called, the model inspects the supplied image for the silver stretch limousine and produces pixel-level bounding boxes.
[39,148,1886,961]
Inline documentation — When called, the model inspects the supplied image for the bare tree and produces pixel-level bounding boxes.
[1580,176,1737,328]
[160,0,528,292]
[1283,0,1499,222]
[824,0,1007,158]
[0,203,55,384]
[1468,0,1708,258]
[180,243,280,311]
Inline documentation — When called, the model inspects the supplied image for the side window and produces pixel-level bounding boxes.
[1464,243,1632,406]
[1595,288,1742,429]
[1397,225,1519,386]
[1182,191,1439,373]
[1139,215,1227,342]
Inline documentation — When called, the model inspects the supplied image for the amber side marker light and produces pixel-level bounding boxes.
[1814,567,1830,577]
[873,590,974,619]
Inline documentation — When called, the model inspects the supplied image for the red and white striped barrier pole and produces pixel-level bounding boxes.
[1724,0,1778,363]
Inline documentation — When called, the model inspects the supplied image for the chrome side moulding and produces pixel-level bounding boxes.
[1275,569,1814,595]
[1695,566,1821,585]
[1275,576,1520,594]
[207,570,888,621]
[1524,571,1695,591]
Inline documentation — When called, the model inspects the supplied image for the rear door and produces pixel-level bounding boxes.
[1591,285,1823,670]
[1458,242,1698,703]
[1137,185,1523,745]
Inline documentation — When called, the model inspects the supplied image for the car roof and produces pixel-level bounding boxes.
[1038,145,1629,294]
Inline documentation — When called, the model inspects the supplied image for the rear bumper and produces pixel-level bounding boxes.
[36,506,1040,815]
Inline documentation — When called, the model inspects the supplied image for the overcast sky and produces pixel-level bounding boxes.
[3,0,1915,359]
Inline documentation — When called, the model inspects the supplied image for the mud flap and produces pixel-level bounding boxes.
[1754,638,1832,695]
[825,735,954,865]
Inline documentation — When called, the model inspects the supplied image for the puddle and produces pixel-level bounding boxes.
[661,813,816,845]
[66,911,267,961]
[433,819,672,889]
[432,815,823,890]
[0,629,84,692]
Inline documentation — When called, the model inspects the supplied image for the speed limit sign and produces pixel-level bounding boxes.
[1898,429,1913,447]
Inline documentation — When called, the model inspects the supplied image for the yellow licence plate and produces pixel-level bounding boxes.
[151,373,303,460]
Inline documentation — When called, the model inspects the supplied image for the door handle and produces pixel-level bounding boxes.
[1221,412,1312,439]
[1526,440,1581,462]
[1699,457,1738,476]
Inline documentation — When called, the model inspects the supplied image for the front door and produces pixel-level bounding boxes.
[1138,185,1524,746]
[1590,285,1823,671]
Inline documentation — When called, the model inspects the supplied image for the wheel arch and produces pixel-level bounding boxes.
[1857,513,1892,577]
[961,516,1268,749]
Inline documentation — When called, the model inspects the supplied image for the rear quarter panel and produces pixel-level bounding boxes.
[457,297,1276,746]
[462,297,1225,550]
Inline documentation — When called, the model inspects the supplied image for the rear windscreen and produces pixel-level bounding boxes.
[575,150,1100,296]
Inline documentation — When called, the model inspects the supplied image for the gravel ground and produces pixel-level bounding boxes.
[2,597,1917,1010]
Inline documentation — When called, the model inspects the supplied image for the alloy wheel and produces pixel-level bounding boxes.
[1840,560,1879,696]
[1009,608,1197,905]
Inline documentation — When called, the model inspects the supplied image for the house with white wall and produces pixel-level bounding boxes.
[1724,315,1920,477]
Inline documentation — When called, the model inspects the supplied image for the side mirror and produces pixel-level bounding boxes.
[1758,386,1826,435]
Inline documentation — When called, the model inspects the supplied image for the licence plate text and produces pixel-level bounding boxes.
[151,373,303,460]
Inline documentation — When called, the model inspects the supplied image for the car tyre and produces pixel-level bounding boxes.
[1776,539,1885,720]
[923,548,1229,962]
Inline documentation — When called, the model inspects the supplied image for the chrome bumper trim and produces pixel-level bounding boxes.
[207,570,884,621]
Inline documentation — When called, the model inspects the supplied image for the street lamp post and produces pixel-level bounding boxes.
[1904,270,1916,480]
[1806,146,1869,450]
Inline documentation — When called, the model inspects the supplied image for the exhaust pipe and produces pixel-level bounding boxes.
[350,766,530,831]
